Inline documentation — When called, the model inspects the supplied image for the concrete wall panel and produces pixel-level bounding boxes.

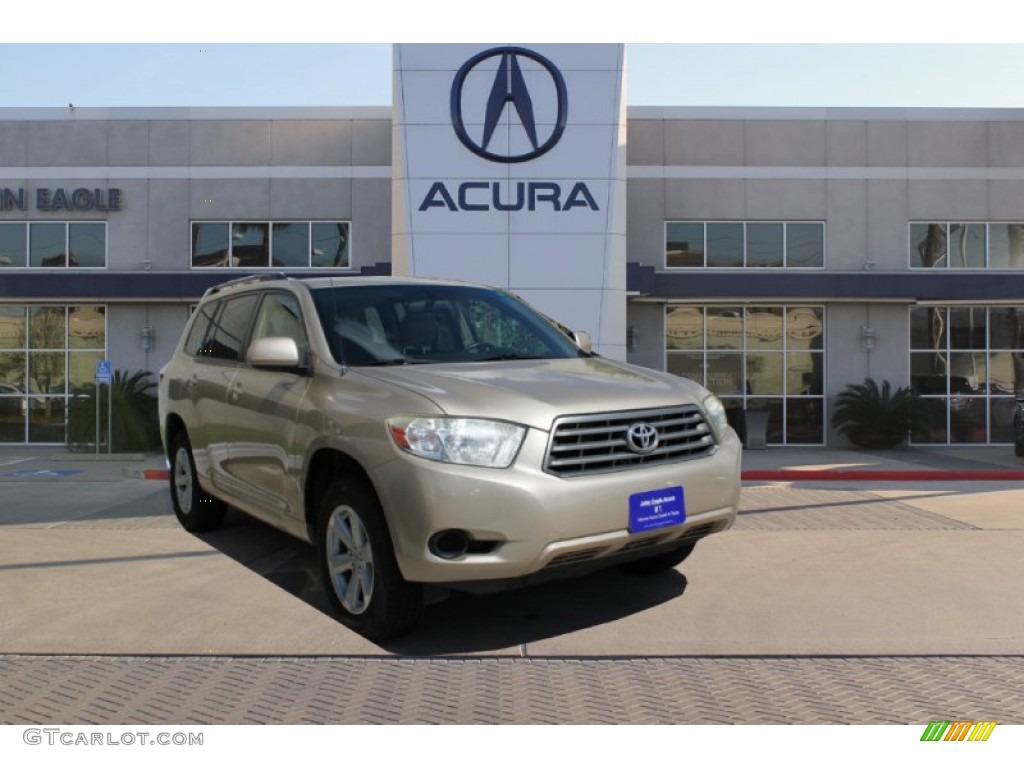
[908,121,987,167]
[28,122,107,166]
[190,121,271,166]
[271,120,352,166]
[107,121,149,166]
[826,121,866,166]
[665,120,745,166]
[825,180,867,270]
[627,179,665,269]
[744,121,825,166]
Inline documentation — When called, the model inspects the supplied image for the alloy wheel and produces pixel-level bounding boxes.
[325,505,374,615]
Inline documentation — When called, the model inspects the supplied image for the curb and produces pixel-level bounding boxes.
[141,468,1024,482]
[742,469,1024,482]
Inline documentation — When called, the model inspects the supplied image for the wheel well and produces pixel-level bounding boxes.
[164,414,186,459]
[304,449,377,541]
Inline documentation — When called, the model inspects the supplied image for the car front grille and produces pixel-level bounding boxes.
[544,405,716,477]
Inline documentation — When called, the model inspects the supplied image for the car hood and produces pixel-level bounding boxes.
[356,356,708,432]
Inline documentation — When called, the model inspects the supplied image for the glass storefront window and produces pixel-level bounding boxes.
[910,305,1024,444]
[193,220,351,269]
[665,307,703,350]
[68,223,106,268]
[746,223,783,268]
[666,223,704,268]
[665,304,826,445]
[912,223,1024,269]
[29,223,66,267]
[786,223,824,268]
[0,307,26,348]
[706,223,744,267]
[192,222,230,267]
[0,223,26,267]
[271,222,309,268]
[231,223,270,268]
[10,223,109,268]
[666,221,824,268]
[29,307,65,349]
[69,306,106,350]
[0,305,105,444]
[706,307,743,350]
[949,224,986,269]
[312,223,349,268]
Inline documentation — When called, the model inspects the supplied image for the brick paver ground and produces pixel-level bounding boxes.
[2,655,1022,724]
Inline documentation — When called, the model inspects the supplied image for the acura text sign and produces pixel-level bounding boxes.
[392,44,627,359]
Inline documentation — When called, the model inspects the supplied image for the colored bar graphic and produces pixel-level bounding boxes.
[920,720,996,742]
[968,721,997,741]
[944,721,974,741]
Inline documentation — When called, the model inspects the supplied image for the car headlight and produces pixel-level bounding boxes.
[388,417,526,468]
[701,394,730,441]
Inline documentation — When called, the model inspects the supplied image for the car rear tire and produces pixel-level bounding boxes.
[169,432,227,532]
[619,540,697,574]
[317,479,423,641]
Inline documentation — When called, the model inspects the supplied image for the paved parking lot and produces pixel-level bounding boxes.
[0,448,1022,723]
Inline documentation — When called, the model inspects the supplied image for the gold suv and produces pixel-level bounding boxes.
[159,275,741,640]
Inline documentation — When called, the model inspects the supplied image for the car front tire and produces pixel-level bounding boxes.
[169,432,227,532]
[317,479,423,641]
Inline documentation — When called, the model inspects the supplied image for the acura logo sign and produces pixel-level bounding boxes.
[626,423,659,455]
[450,46,568,163]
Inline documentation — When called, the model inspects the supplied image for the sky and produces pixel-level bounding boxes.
[4,1,1024,110]
[4,43,1024,110]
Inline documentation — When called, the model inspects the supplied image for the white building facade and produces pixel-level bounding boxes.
[0,44,1022,446]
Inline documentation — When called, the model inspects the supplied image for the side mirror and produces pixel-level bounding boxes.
[247,336,302,370]
[573,330,593,354]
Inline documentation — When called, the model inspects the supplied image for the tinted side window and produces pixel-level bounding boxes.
[200,294,259,362]
[249,292,310,365]
[183,302,218,357]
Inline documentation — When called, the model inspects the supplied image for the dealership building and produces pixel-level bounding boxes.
[1,43,1022,447]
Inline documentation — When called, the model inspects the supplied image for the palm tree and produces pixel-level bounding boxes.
[832,379,924,449]
[68,369,160,452]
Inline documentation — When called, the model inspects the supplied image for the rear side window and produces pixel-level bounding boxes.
[197,293,259,362]
[183,302,217,357]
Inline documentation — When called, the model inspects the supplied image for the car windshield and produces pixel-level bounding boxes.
[310,284,585,366]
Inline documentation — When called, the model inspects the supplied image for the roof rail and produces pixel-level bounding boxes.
[202,272,291,299]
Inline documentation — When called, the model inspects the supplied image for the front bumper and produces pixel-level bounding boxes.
[372,427,742,583]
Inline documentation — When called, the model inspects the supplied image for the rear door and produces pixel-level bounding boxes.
[190,292,260,495]
[219,290,314,525]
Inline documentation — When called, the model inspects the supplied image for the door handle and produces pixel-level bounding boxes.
[228,380,243,402]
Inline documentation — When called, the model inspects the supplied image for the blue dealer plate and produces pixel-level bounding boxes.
[628,486,686,533]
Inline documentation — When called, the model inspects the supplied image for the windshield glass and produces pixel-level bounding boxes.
[311,283,584,366]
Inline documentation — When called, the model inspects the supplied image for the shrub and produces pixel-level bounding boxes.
[832,379,923,449]
[68,369,161,452]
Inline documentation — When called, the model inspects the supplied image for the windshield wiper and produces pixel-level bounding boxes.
[476,354,553,362]
[359,357,432,366]
[358,358,409,366]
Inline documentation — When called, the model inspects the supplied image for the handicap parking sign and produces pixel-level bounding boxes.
[95,359,112,384]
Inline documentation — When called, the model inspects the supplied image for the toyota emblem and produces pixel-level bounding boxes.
[626,423,659,454]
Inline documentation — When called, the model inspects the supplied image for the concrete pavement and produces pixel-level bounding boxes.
[0,444,1021,656]
[1,444,1022,722]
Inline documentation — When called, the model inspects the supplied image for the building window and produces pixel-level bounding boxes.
[910,305,1024,444]
[191,221,350,269]
[665,305,825,445]
[0,305,106,443]
[910,223,1024,269]
[665,222,824,269]
[0,222,106,268]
